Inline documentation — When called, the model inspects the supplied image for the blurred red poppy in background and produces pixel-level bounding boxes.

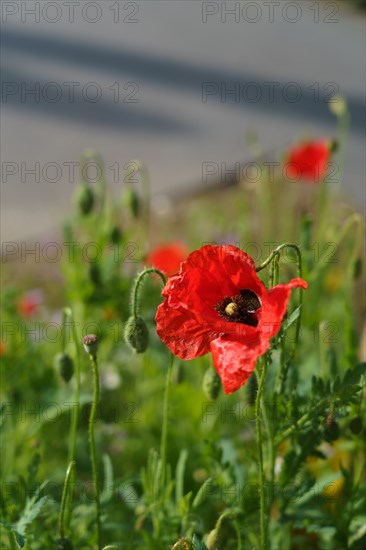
[285,140,332,183]
[146,242,187,276]
[16,289,43,318]
[156,245,307,394]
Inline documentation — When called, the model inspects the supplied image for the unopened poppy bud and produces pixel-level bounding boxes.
[202,366,221,401]
[124,316,149,353]
[123,188,140,218]
[74,183,94,215]
[349,416,362,435]
[109,226,122,244]
[329,96,347,117]
[82,334,99,357]
[54,352,74,383]
[207,528,221,550]
[171,539,193,550]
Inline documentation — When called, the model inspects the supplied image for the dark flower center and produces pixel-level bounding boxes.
[215,289,261,327]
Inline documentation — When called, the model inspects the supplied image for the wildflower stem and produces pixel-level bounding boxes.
[59,461,75,539]
[88,353,102,549]
[64,307,81,466]
[256,242,303,351]
[274,396,330,447]
[131,268,166,318]
[255,356,269,550]
[160,353,174,491]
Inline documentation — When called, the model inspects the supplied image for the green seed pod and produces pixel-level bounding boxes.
[124,316,149,353]
[349,416,362,435]
[202,366,221,401]
[109,226,122,244]
[74,183,94,215]
[82,334,99,357]
[54,352,74,383]
[123,188,140,218]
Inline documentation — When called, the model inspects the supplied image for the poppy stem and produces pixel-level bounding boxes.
[256,243,303,350]
[160,353,174,491]
[58,461,75,540]
[130,268,166,318]
[88,352,102,549]
[63,307,81,528]
[255,356,269,550]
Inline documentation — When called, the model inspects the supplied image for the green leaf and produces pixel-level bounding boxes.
[192,534,208,550]
[343,362,366,386]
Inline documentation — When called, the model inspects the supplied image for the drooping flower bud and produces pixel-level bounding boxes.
[82,334,99,357]
[207,527,221,550]
[123,188,140,219]
[202,366,221,401]
[124,316,149,353]
[246,371,258,406]
[54,352,74,383]
[74,183,94,215]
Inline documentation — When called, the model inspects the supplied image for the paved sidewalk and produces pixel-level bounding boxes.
[1,1,365,241]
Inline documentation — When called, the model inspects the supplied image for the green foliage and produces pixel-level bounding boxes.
[1,140,365,549]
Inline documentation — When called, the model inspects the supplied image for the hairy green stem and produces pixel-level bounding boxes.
[255,357,269,550]
[88,353,102,549]
[160,353,174,491]
[131,268,166,318]
[59,461,75,539]
[64,308,82,467]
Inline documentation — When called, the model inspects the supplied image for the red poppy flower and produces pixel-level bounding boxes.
[146,242,187,277]
[285,140,331,183]
[16,289,43,318]
[156,245,307,394]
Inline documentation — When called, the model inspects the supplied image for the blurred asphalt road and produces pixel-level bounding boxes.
[1,0,365,241]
